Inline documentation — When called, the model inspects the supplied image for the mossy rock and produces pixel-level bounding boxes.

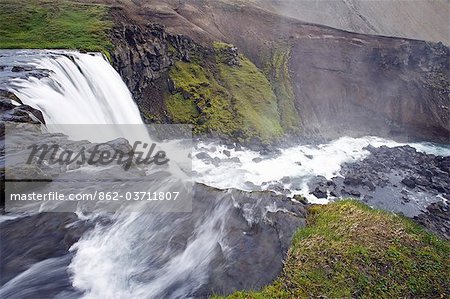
[266,46,300,133]
[218,200,449,298]
[166,43,284,143]
[166,61,241,136]
[215,48,283,142]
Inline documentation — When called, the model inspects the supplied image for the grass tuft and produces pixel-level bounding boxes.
[217,200,450,298]
[0,0,112,54]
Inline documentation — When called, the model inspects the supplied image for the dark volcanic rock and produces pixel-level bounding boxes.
[11,65,33,72]
[311,186,327,198]
[192,184,307,296]
[308,145,450,238]
[414,201,450,240]
[108,10,202,124]
[0,213,92,286]
[195,152,212,160]
[0,96,45,124]
[252,157,262,163]
[214,44,240,67]
[401,177,416,189]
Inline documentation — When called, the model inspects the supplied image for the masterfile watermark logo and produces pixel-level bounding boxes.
[27,141,169,171]
[3,123,193,213]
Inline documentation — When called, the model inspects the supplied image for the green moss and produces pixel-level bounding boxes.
[166,42,285,142]
[166,43,284,143]
[218,200,449,299]
[166,61,240,136]
[0,0,112,54]
[213,41,231,50]
[265,46,300,133]
[165,93,199,124]
[214,42,283,142]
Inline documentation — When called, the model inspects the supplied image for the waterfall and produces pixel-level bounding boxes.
[1,50,226,299]
[6,50,144,141]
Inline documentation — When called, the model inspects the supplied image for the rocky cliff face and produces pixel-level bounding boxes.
[108,7,284,143]
[108,8,197,124]
[105,1,449,144]
[289,33,449,142]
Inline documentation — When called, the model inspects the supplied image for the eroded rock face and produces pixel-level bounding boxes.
[290,37,450,142]
[108,9,202,124]
[0,91,45,124]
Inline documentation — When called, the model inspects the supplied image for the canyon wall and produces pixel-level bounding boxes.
[104,0,449,143]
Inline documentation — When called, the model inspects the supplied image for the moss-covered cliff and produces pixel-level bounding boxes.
[166,42,283,143]
[264,45,301,134]
[109,19,288,144]
[1,0,448,144]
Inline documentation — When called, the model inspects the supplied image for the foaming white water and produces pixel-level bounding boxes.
[3,50,222,298]
[193,136,450,203]
[8,51,144,142]
[69,200,229,299]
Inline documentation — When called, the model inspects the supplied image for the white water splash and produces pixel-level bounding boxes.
[69,200,229,299]
[2,50,226,299]
[192,136,450,203]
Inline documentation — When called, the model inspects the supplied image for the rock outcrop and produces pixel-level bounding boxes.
[413,201,450,240]
[184,184,307,297]
[0,90,45,124]
[307,145,450,239]
[108,10,201,124]
[108,9,284,143]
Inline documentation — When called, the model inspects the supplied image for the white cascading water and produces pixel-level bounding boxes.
[2,50,229,299]
[8,50,145,142]
[2,50,449,298]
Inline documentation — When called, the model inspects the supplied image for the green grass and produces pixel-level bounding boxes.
[0,0,112,54]
[217,200,450,299]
